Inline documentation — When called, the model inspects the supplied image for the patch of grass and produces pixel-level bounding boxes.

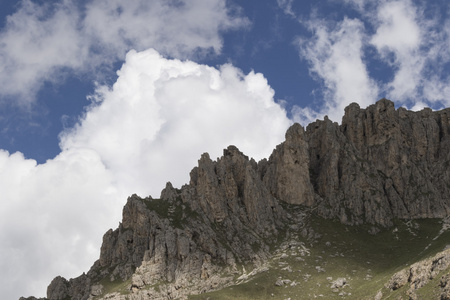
[251,242,261,253]
[143,197,202,229]
[414,273,443,300]
[92,277,131,299]
[143,198,170,218]
[183,202,201,220]
[170,204,184,229]
[189,215,450,300]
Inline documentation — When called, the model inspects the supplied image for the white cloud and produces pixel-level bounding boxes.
[60,49,291,197]
[295,17,379,124]
[423,76,450,105]
[2,49,291,299]
[0,0,87,104]
[277,0,296,18]
[291,105,321,126]
[370,0,425,101]
[409,101,428,111]
[83,0,248,59]
[294,0,450,121]
[421,17,450,106]
[366,0,450,107]
[0,149,123,299]
[0,0,249,104]
[371,1,421,52]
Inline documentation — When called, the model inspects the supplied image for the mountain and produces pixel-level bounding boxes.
[21,99,450,300]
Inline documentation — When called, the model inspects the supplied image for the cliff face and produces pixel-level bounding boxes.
[262,98,450,227]
[44,146,290,300]
[309,99,450,226]
[36,99,450,300]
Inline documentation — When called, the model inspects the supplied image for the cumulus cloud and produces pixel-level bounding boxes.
[294,17,379,124]
[0,149,123,299]
[0,0,249,104]
[2,49,291,299]
[4,2,450,300]
[60,49,291,197]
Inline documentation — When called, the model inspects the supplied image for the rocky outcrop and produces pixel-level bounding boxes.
[339,100,450,222]
[261,123,314,206]
[30,99,450,300]
[306,99,450,226]
[386,248,450,299]
[46,274,91,300]
[187,146,284,234]
[46,146,288,300]
[305,114,394,226]
[259,98,450,227]
[440,273,450,300]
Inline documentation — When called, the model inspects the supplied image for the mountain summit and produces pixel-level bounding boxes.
[23,99,450,299]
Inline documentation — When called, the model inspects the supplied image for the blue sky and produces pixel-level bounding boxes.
[1,0,450,299]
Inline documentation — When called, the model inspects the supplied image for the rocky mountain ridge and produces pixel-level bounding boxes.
[23,99,450,300]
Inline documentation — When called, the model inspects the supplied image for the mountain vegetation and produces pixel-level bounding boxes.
[21,99,450,300]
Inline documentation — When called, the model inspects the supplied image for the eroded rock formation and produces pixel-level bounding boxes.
[310,99,450,225]
[28,99,450,300]
[386,247,450,299]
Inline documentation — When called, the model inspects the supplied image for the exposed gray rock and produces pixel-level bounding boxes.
[386,269,409,290]
[47,276,69,300]
[275,278,284,286]
[374,290,383,300]
[440,273,450,300]
[334,99,450,225]
[386,248,450,295]
[90,284,104,297]
[262,123,314,206]
[330,277,347,289]
[43,145,291,300]
[28,99,450,300]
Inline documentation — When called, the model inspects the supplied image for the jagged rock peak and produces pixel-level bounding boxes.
[262,122,314,206]
[303,98,450,225]
[43,143,288,299]
[24,98,450,300]
[178,98,449,228]
[223,145,247,158]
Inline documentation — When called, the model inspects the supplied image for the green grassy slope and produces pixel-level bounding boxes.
[190,211,450,300]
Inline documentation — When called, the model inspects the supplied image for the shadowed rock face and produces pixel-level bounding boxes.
[44,146,288,300]
[261,123,314,207]
[307,99,450,226]
[262,98,450,227]
[32,99,450,300]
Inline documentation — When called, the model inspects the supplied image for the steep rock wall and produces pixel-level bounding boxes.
[36,99,450,300]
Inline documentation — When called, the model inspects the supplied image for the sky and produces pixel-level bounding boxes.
[1,0,449,299]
